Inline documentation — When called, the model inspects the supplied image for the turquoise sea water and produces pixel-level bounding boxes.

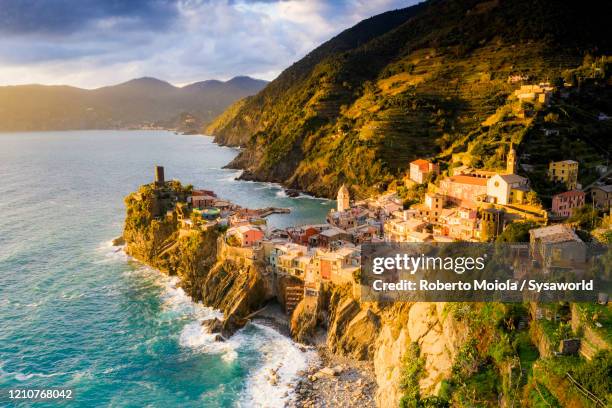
[0,131,333,407]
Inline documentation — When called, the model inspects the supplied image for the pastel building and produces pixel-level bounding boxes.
[227,225,265,247]
[313,247,360,284]
[413,192,446,222]
[439,175,488,206]
[551,190,585,217]
[548,160,579,190]
[486,174,530,205]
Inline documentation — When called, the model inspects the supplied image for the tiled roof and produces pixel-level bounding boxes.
[447,175,488,186]
[411,159,431,172]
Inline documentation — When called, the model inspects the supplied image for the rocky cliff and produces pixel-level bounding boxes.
[291,284,468,406]
[290,285,612,407]
[122,182,270,335]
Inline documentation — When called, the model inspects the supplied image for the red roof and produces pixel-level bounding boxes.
[411,159,431,172]
[447,175,488,186]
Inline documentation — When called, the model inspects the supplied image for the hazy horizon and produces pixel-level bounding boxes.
[0,0,416,89]
[0,75,268,90]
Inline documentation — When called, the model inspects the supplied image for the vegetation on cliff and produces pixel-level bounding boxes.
[122,182,269,335]
[209,0,611,198]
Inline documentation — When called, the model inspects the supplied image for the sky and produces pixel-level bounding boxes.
[0,0,415,88]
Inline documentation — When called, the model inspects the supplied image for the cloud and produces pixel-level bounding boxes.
[0,0,415,88]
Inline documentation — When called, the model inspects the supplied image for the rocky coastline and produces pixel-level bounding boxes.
[118,180,385,405]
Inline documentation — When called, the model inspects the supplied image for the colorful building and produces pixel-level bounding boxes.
[227,225,265,247]
[548,160,579,190]
[551,190,585,217]
[439,175,488,206]
[486,174,530,205]
[409,159,439,184]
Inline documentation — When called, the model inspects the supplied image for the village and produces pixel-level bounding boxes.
[151,114,611,315]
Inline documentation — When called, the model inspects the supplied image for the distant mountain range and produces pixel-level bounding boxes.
[0,76,267,132]
[207,0,611,198]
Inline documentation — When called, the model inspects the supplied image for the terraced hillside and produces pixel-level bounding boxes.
[208,0,611,198]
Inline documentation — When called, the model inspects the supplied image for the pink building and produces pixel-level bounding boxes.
[229,225,265,247]
[551,190,585,217]
[439,175,488,207]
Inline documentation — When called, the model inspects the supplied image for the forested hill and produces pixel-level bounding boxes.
[207,0,612,198]
[0,76,267,132]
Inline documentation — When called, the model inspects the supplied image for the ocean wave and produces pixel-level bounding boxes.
[179,321,239,363]
[113,242,316,407]
[94,239,127,264]
[237,323,317,408]
[221,170,243,182]
[0,362,67,382]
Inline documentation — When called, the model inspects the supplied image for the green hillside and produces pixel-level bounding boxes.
[208,0,611,198]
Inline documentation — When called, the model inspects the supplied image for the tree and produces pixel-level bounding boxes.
[496,221,539,243]
[568,205,601,231]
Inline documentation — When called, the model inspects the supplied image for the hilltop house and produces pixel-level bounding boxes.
[551,190,585,217]
[227,225,265,247]
[267,242,307,272]
[548,160,579,190]
[589,184,612,211]
[529,224,586,271]
[315,227,351,248]
[438,207,479,241]
[384,218,427,242]
[409,159,439,184]
[514,83,554,104]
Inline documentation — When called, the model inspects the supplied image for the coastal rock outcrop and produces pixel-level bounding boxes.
[311,285,468,407]
[122,182,270,337]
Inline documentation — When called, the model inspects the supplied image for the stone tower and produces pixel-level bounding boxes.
[155,165,165,186]
[337,184,350,212]
[479,206,504,241]
[506,143,517,174]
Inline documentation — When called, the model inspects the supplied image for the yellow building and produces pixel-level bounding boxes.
[548,160,578,190]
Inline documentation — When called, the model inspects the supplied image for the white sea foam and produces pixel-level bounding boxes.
[221,170,243,182]
[237,323,317,408]
[94,239,128,264]
[108,240,315,406]
[0,362,66,382]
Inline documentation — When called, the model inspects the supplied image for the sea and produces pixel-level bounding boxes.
[0,130,335,407]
